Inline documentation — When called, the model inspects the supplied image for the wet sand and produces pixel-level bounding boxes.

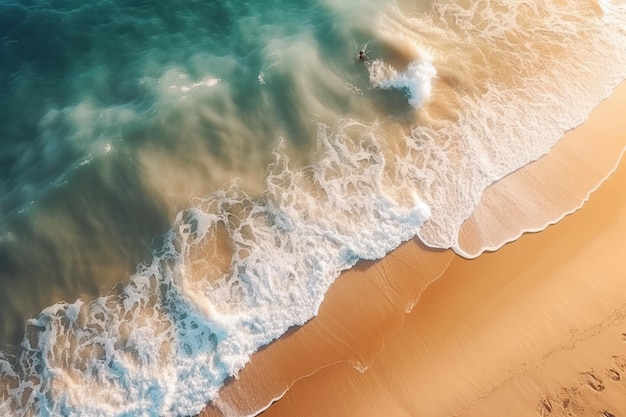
[200,81,626,417]
[457,81,626,257]
[258,155,626,417]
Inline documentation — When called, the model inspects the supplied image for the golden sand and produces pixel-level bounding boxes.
[200,81,626,417]
[458,81,626,256]
[201,243,455,417]
[258,154,626,417]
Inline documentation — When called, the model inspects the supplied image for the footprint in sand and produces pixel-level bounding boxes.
[612,355,626,372]
[605,368,621,382]
[621,333,626,343]
[578,371,605,392]
[536,397,553,416]
[556,387,585,416]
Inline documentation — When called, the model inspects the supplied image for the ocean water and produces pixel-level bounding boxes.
[0,0,625,415]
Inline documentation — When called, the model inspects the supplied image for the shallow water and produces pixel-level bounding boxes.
[0,0,625,415]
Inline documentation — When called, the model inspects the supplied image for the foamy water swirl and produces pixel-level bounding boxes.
[0,121,431,415]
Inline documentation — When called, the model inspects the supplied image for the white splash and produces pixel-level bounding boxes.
[368,49,437,108]
[598,0,612,15]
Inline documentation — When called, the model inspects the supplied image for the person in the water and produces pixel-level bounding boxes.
[358,50,367,60]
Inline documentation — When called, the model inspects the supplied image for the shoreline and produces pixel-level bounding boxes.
[455,80,626,257]
[201,242,456,417]
[200,78,626,417]
[258,153,626,417]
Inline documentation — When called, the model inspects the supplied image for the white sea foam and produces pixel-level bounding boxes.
[163,71,221,98]
[599,0,612,14]
[369,51,436,108]
[0,120,430,416]
[381,0,626,250]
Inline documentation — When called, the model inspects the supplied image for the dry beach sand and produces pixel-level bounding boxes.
[200,81,626,417]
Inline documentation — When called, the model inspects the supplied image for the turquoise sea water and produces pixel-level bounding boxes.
[1,0,625,415]
[0,0,380,345]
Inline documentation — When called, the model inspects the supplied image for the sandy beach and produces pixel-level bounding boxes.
[200,79,626,417]
[258,154,626,417]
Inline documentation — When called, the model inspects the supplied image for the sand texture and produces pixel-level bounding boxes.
[199,83,626,417]
[457,81,626,257]
[257,152,626,417]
